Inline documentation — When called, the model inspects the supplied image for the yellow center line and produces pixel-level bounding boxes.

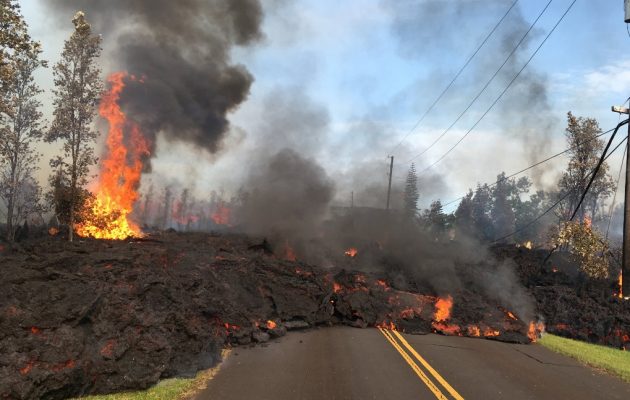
[378,328,450,400]
[392,330,465,400]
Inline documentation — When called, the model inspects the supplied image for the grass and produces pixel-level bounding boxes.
[539,334,630,382]
[74,350,230,400]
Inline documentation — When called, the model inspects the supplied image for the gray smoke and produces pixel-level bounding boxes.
[384,0,558,188]
[44,0,263,160]
[237,148,336,246]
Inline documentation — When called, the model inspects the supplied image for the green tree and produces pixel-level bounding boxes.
[558,112,614,223]
[0,42,46,241]
[471,184,493,241]
[454,190,474,237]
[404,163,419,219]
[45,12,102,242]
[425,199,447,240]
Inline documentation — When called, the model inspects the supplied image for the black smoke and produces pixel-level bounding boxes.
[44,0,263,160]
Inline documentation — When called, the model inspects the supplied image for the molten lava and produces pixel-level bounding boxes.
[345,247,358,257]
[76,72,149,240]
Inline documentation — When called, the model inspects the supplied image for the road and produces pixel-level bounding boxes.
[194,326,630,400]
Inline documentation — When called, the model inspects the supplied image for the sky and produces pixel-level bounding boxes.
[17,0,630,212]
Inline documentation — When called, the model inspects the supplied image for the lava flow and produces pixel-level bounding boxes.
[76,72,150,240]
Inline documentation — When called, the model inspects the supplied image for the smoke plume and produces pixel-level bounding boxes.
[44,0,263,162]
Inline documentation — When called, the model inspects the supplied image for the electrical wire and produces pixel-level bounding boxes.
[492,118,629,244]
[388,0,519,157]
[402,0,553,164]
[410,0,577,171]
[437,126,615,207]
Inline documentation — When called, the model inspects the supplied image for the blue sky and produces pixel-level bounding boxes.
[19,0,630,209]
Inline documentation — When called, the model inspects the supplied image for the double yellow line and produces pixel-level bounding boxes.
[378,328,464,400]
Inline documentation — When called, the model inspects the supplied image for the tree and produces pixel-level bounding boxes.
[471,184,493,241]
[0,0,32,114]
[45,12,103,242]
[550,219,610,279]
[403,163,419,219]
[558,112,614,223]
[454,190,474,237]
[425,200,448,240]
[0,42,46,241]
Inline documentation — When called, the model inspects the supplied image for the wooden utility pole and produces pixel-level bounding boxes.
[612,103,630,298]
[386,156,394,210]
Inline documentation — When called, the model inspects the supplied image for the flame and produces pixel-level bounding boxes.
[48,227,59,236]
[377,321,397,330]
[76,72,149,240]
[618,271,623,299]
[376,279,390,290]
[467,325,481,337]
[552,266,559,273]
[523,241,532,250]
[506,311,518,320]
[434,295,453,322]
[284,240,297,261]
[19,361,35,375]
[211,204,231,226]
[345,247,358,257]
[584,216,592,228]
[266,320,277,329]
[483,328,500,337]
[333,282,343,293]
[527,321,545,342]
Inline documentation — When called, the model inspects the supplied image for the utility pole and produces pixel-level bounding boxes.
[612,103,630,298]
[351,191,354,209]
[386,156,394,210]
[626,0,630,23]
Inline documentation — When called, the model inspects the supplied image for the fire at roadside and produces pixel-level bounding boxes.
[2,231,629,399]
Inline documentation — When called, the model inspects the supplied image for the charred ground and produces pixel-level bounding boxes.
[0,231,628,399]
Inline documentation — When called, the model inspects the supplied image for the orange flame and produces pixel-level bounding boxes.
[467,325,481,337]
[211,204,231,226]
[434,295,453,322]
[527,321,545,342]
[345,247,358,257]
[618,271,623,299]
[266,320,277,329]
[284,240,297,261]
[506,311,518,320]
[76,72,149,240]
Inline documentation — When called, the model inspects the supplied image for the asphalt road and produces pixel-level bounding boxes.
[194,326,630,400]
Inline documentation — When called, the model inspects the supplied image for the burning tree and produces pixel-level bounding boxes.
[0,26,46,241]
[46,12,102,242]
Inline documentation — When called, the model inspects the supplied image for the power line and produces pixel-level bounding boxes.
[388,0,519,156]
[415,0,578,171]
[492,118,629,244]
[404,0,555,165]
[440,126,615,208]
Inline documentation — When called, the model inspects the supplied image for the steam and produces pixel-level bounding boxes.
[44,0,264,164]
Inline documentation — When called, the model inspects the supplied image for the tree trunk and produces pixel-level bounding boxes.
[69,202,74,242]
[6,194,14,242]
